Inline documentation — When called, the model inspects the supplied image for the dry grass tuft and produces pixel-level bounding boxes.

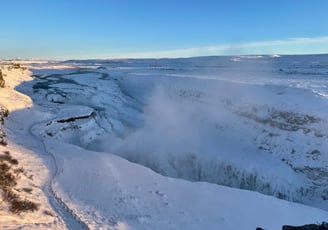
[0,151,39,214]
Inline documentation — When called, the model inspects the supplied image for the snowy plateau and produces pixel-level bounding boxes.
[1,55,328,229]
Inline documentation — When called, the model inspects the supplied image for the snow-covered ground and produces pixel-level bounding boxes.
[0,65,66,229]
[1,55,328,229]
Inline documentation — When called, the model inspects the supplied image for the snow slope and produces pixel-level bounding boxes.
[0,64,66,229]
[1,56,328,229]
[46,139,328,230]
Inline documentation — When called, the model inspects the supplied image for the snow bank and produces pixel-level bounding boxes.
[46,140,328,230]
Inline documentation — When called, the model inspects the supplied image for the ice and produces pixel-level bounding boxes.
[2,55,328,228]
[22,55,328,207]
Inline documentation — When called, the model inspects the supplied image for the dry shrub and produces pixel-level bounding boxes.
[0,152,39,214]
[10,197,39,214]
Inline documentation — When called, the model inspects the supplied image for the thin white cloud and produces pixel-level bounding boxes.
[107,36,328,59]
[247,36,328,47]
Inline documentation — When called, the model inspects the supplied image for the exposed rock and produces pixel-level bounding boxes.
[0,106,9,125]
[57,112,94,123]
[0,105,9,146]
[0,69,5,88]
[237,107,321,134]
[53,106,94,124]
[282,222,328,230]
[256,223,328,230]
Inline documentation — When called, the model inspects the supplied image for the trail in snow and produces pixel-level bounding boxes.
[29,120,89,229]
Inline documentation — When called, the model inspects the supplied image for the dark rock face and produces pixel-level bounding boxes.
[0,69,5,88]
[0,107,9,125]
[256,223,328,230]
[56,113,94,123]
[282,223,328,230]
[0,106,9,146]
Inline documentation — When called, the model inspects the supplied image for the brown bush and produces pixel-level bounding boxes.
[0,152,39,214]
[10,197,39,214]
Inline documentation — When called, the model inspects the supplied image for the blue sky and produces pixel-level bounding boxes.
[1,0,328,59]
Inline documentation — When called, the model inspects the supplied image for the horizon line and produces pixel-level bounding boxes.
[2,36,328,61]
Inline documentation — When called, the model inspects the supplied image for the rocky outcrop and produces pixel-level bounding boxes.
[282,222,328,229]
[0,106,9,125]
[56,113,94,123]
[0,69,5,88]
[256,223,328,230]
[0,106,9,146]
[237,107,321,134]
